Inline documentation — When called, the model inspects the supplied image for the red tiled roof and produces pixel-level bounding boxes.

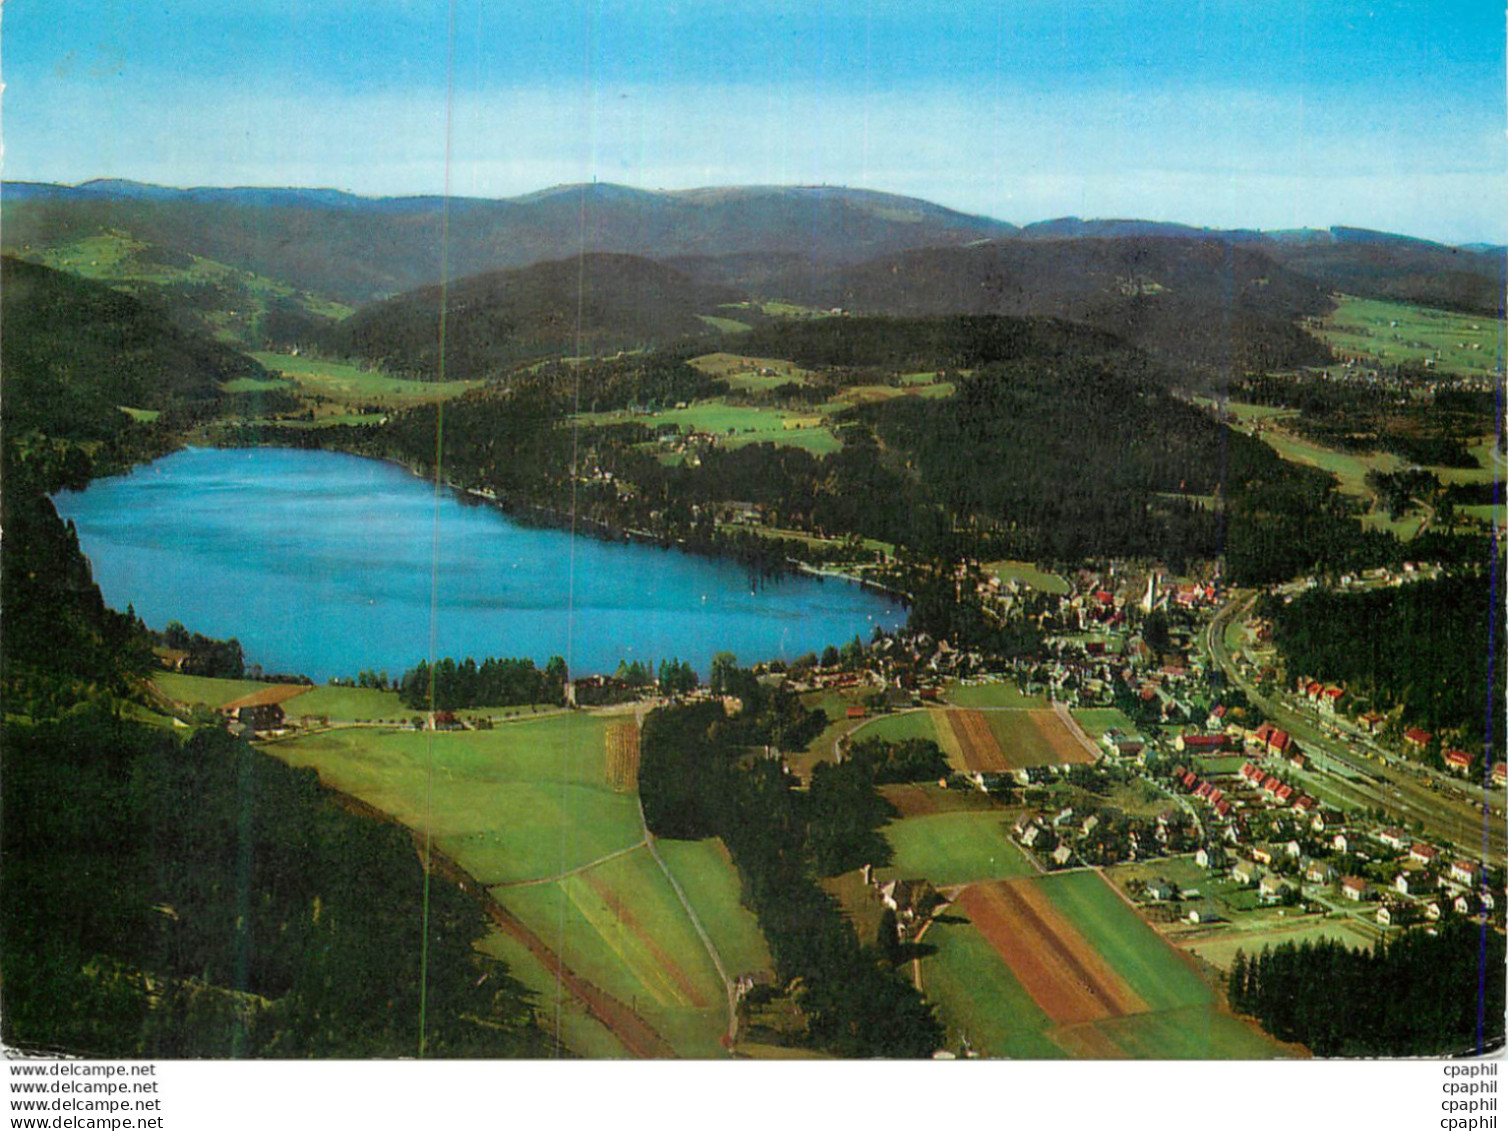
[1444,749,1473,768]
[1404,728,1433,746]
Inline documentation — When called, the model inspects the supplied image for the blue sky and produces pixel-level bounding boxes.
[5,0,1503,242]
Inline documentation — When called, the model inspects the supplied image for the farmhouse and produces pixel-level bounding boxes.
[219,684,309,734]
[1341,876,1369,902]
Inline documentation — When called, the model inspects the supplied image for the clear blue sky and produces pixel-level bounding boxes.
[5,0,1504,242]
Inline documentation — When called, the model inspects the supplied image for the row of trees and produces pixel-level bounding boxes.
[1228,923,1505,1056]
[397,655,568,712]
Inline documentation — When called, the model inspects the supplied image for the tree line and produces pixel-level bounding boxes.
[638,695,946,1056]
[397,655,568,712]
[1227,922,1505,1056]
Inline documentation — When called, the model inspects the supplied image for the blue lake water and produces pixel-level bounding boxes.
[53,447,906,682]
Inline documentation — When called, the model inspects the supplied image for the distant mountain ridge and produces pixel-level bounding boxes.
[3,178,1501,317]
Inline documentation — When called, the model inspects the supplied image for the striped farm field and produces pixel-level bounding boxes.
[933,707,1097,772]
[606,721,641,791]
[983,709,1098,768]
[498,845,728,1058]
[956,879,1147,1025]
[922,871,1294,1058]
[935,709,1008,772]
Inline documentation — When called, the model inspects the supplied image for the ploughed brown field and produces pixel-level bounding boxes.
[606,721,641,791]
[953,879,1147,1025]
[933,708,1098,772]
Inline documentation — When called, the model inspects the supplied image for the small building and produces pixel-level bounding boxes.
[1145,878,1177,902]
[1341,876,1369,902]
[1449,860,1480,887]
[1259,875,1293,904]
[1306,861,1336,885]
[1404,728,1433,750]
[1443,749,1474,775]
[1409,843,1439,866]
[1051,844,1074,867]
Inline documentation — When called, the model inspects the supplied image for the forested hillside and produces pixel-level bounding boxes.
[323,254,741,378]
[1,257,267,439]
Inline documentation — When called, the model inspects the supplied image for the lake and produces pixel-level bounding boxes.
[53,447,906,682]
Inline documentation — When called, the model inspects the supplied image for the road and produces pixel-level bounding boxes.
[1205,593,1504,862]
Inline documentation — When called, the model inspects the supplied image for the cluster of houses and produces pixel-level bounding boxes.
[1011,803,1198,871]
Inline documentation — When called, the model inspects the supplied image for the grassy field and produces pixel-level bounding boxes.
[881,811,1036,887]
[265,714,642,884]
[985,560,1070,594]
[498,845,727,1057]
[249,351,478,407]
[284,684,407,721]
[152,671,273,708]
[850,709,937,746]
[1179,918,1375,973]
[943,681,1046,709]
[689,353,814,391]
[654,837,771,978]
[696,315,753,334]
[580,399,843,456]
[1314,295,1504,378]
[1071,708,1139,741]
[475,927,630,1058]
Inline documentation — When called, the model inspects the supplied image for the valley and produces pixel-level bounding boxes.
[2,177,1502,1064]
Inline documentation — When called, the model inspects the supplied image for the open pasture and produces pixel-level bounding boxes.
[265,714,643,884]
[1070,707,1139,742]
[654,838,772,979]
[689,352,814,391]
[152,671,275,709]
[250,351,478,407]
[850,708,937,746]
[1315,295,1504,378]
[942,680,1047,709]
[498,845,728,1058]
[1178,918,1375,973]
[985,560,1070,595]
[881,811,1035,887]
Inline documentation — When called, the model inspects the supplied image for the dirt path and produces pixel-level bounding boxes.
[490,838,649,889]
[1053,702,1104,762]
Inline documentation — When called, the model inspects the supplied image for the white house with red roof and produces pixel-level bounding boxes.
[1443,749,1473,775]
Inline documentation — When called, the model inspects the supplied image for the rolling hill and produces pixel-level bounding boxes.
[321,253,743,379]
[0,257,268,439]
[761,238,1336,376]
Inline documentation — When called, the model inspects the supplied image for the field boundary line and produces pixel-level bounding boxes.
[492,837,650,889]
[310,782,673,1056]
[1053,702,1103,762]
[639,798,739,1049]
